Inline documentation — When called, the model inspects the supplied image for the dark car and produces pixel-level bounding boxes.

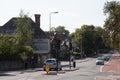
[103,56,110,61]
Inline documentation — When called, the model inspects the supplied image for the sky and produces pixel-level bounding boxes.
[0,0,119,33]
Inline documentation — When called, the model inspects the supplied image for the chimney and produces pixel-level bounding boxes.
[34,14,41,27]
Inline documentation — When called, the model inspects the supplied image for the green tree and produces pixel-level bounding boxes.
[94,27,108,52]
[103,1,120,51]
[0,35,19,61]
[70,28,81,48]
[0,11,33,61]
[50,26,69,37]
[16,10,33,46]
[81,25,96,56]
[71,25,105,57]
[16,11,33,61]
[15,10,33,61]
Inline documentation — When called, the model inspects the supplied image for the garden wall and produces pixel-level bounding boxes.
[0,61,24,71]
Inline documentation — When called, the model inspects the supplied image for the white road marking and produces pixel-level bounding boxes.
[100,61,110,72]
[18,78,34,80]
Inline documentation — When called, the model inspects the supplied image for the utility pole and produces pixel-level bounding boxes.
[49,12,58,37]
[81,33,82,58]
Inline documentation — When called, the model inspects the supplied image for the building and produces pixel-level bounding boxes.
[0,14,51,68]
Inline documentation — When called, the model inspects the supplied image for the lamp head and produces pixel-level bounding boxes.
[54,12,58,13]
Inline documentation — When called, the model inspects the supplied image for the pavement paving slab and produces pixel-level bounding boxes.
[98,53,120,80]
[102,53,120,74]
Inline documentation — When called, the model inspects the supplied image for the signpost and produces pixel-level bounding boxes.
[45,64,50,74]
[32,39,50,54]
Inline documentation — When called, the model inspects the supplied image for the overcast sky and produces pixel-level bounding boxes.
[0,0,119,33]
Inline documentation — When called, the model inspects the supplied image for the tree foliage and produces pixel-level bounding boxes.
[0,10,33,61]
[71,25,105,57]
[103,1,120,51]
[15,10,33,61]
[16,10,33,46]
[0,35,19,61]
[50,26,69,37]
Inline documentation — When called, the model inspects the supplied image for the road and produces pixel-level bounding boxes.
[0,58,107,80]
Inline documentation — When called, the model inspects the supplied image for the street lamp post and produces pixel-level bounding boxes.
[81,33,83,58]
[49,12,58,34]
[49,12,59,71]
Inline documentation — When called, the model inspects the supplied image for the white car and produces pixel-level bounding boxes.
[96,57,104,65]
[43,58,62,71]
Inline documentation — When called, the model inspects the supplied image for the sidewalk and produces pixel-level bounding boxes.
[102,53,120,73]
[0,58,89,76]
[98,53,120,80]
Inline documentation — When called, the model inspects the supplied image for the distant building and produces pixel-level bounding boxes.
[0,14,51,67]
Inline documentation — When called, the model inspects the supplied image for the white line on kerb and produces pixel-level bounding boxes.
[100,61,110,72]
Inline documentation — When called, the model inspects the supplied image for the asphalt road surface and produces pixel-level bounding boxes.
[0,58,109,80]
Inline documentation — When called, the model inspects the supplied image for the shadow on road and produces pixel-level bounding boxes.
[0,73,16,76]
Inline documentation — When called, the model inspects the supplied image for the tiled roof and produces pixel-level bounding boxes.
[0,17,48,39]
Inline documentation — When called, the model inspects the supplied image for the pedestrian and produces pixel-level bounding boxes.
[71,56,74,62]
[73,61,76,68]
[24,62,28,69]
[31,60,35,69]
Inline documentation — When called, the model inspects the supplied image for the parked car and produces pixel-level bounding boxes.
[109,50,114,54]
[43,58,62,71]
[96,57,104,65]
[103,55,110,61]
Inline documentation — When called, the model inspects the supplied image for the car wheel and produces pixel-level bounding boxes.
[44,68,46,71]
[96,63,98,65]
[60,68,62,71]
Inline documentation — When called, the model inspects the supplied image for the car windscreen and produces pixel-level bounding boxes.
[97,57,104,60]
[46,60,56,63]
